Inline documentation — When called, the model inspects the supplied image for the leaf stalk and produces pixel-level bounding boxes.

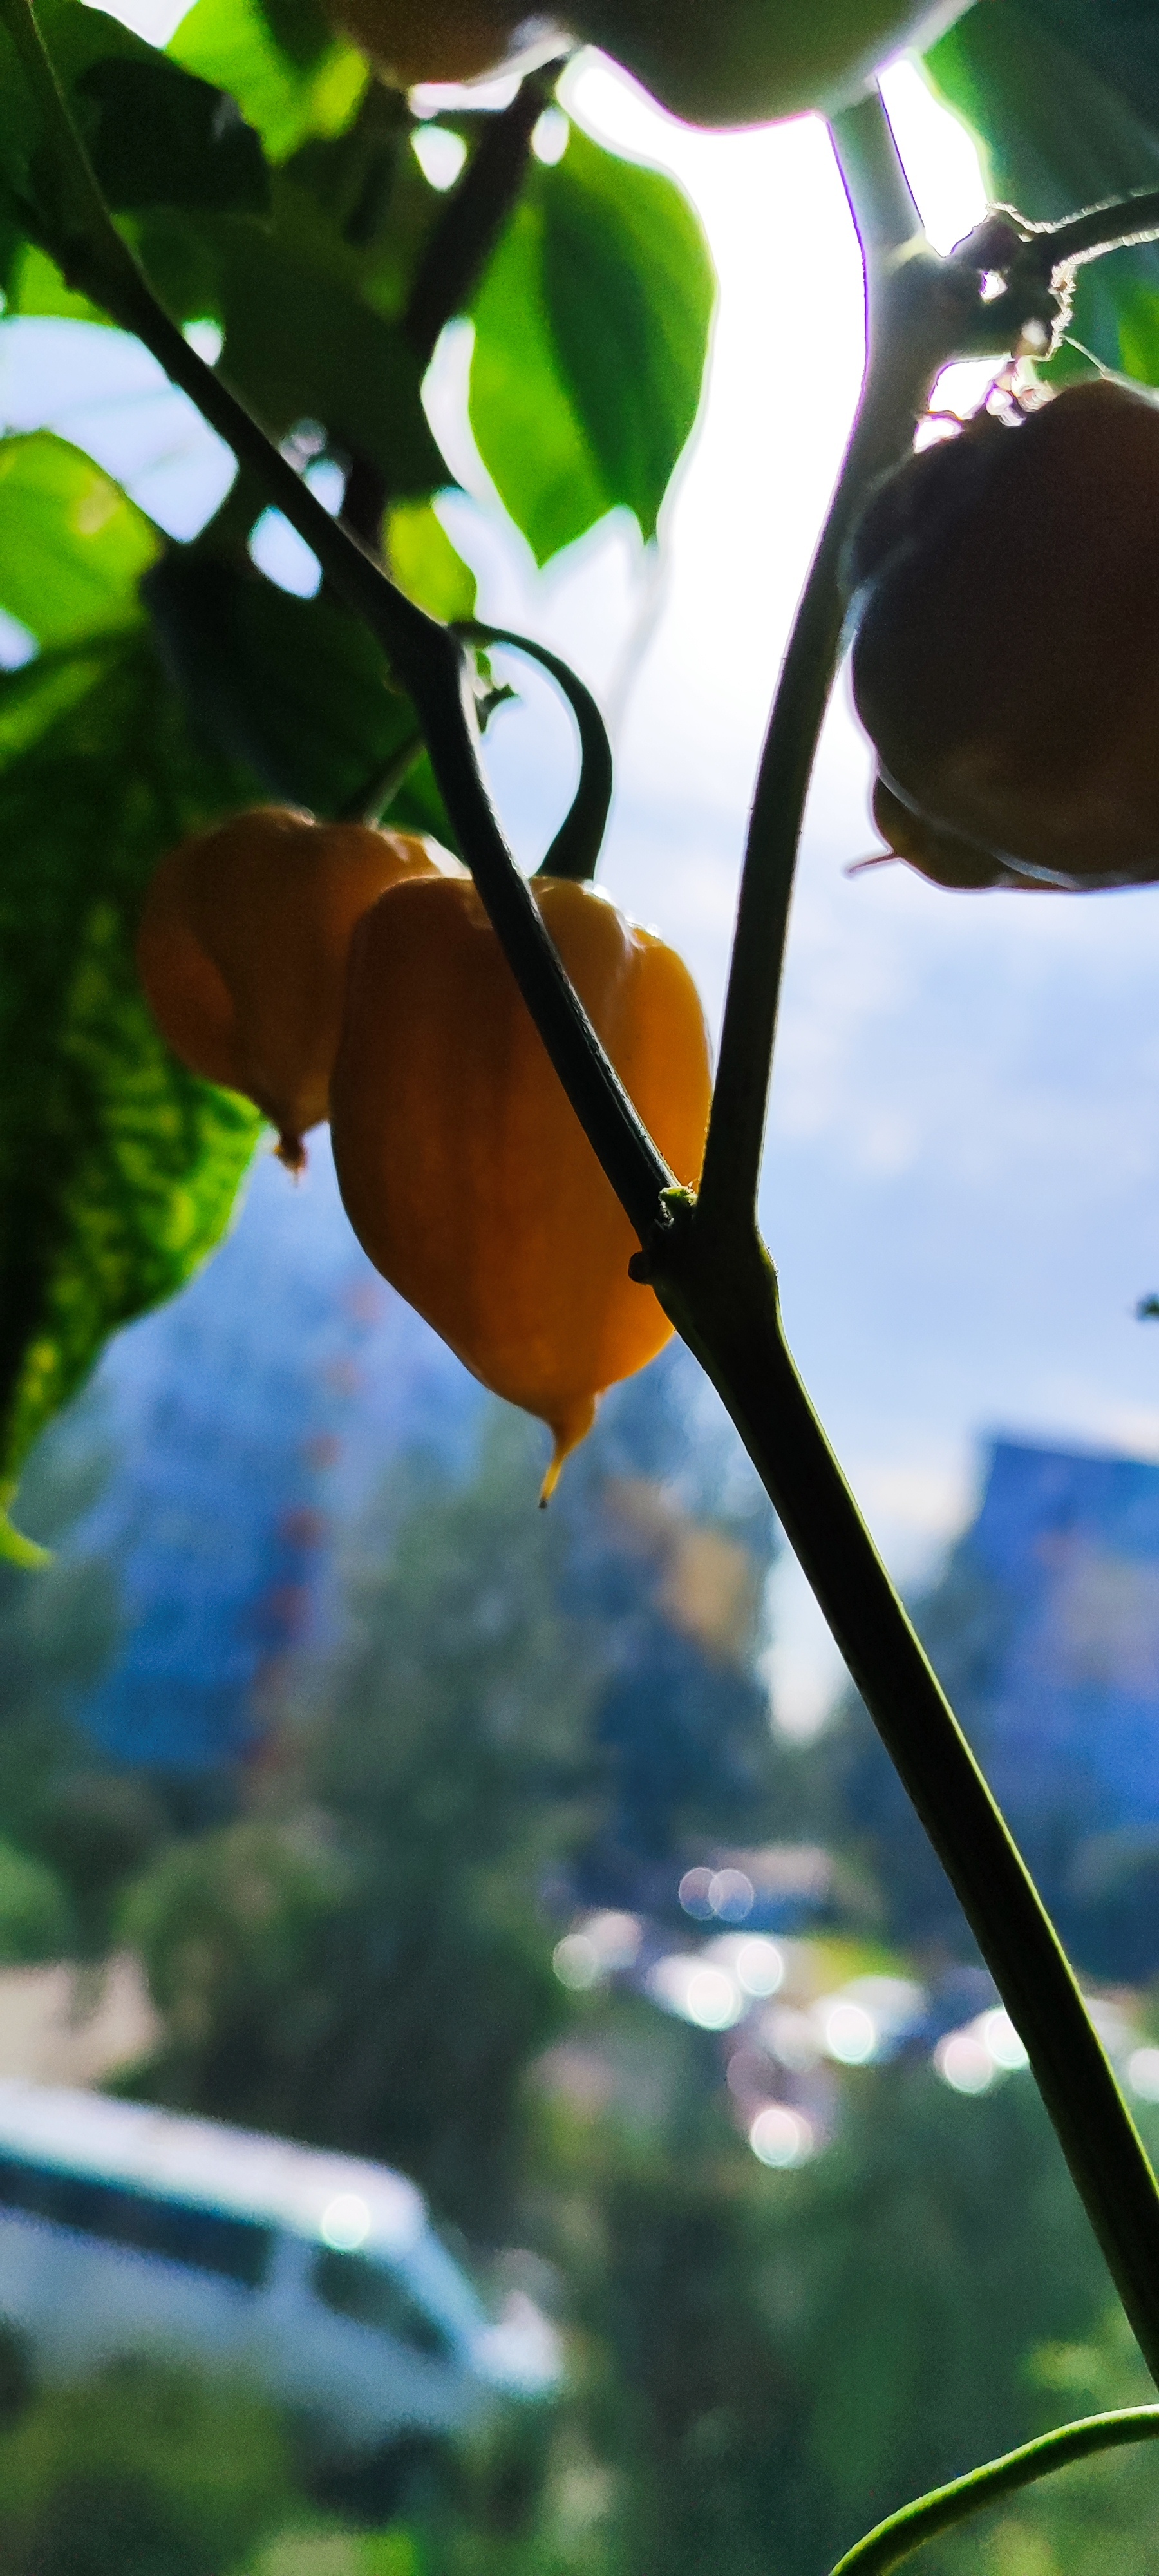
[827,2406,1159,2575]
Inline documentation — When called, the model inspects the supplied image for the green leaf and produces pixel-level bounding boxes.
[0,434,160,648]
[212,194,445,490]
[0,634,261,1534]
[469,123,714,565]
[2,247,116,328]
[144,549,457,837]
[0,0,270,310]
[924,1,1159,377]
[77,57,270,217]
[169,0,367,163]
[386,497,477,622]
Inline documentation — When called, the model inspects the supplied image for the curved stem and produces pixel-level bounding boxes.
[828,2407,1159,2576]
[453,621,614,881]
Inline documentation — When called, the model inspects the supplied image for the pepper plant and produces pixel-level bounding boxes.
[5,0,1159,2564]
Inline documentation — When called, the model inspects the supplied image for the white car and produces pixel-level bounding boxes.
[0,2081,560,2456]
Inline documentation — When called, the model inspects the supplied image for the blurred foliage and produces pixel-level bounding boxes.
[119,1421,595,2236]
[117,1367,779,2235]
[0,2356,295,2576]
[0,1406,167,1956]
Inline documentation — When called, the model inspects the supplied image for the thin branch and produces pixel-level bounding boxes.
[697,93,970,1231]
[343,65,558,550]
[403,64,560,369]
[827,2407,1159,2576]
[1032,184,1159,271]
[337,728,425,823]
[821,85,924,254]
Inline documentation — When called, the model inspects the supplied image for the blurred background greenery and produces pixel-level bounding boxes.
[3,1327,1159,2576]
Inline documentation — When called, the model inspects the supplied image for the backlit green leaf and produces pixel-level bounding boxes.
[469,122,714,564]
[169,0,366,163]
[0,434,160,648]
[386,498,477,623]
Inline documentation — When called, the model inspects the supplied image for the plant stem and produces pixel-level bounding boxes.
[827,2407,1159,2576]
[698,94,975,1228]
[402,63,561,370]
[452,621,614,881]
[1031,185,1159,270]
[0,0,669,1238]
[344,65,560,550]
[646,1209,1159,2381]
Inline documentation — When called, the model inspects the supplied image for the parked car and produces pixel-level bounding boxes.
[0,2081,560,2459]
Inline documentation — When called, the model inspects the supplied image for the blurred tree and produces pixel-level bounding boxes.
[120,1360,784,2235]
[122,1417,592,2236]
[481,2025,1127,2576]
[0,2357,294,2576]
[0,1397,164,1959]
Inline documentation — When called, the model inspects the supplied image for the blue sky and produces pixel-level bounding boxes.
[8,28,1159,1728]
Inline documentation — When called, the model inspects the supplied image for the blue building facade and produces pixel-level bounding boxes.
[847,1436,1159,1979]
[972,1439,1159,1846]
[67,1138,486,1772]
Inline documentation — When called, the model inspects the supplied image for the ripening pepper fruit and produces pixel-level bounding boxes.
[849,382,1159,894]
[137,807,453,1166]
[330,873,713,1495]
[562,0,962,130]
[324,0,525,85]
[326,0,959,124]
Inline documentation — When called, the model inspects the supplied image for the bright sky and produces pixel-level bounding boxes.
[8,26,1159,1730]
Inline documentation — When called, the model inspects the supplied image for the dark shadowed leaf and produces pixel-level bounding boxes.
[214,200,445,489]
[469,123,714,565]
[78,57,270,217]
[144,548,457,841]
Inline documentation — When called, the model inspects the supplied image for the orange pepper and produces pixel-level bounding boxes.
[330,872,712,1495]
[851,383,1159,894]
[137,808,454,1165]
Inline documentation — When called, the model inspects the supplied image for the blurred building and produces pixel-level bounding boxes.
[845,1436,1159,1980]
[48,1135,779,1887]
[66,1139,486,1774]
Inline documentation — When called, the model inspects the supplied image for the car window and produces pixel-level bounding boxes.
[0,2155,272,2288]
[312,2246,451,2356]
